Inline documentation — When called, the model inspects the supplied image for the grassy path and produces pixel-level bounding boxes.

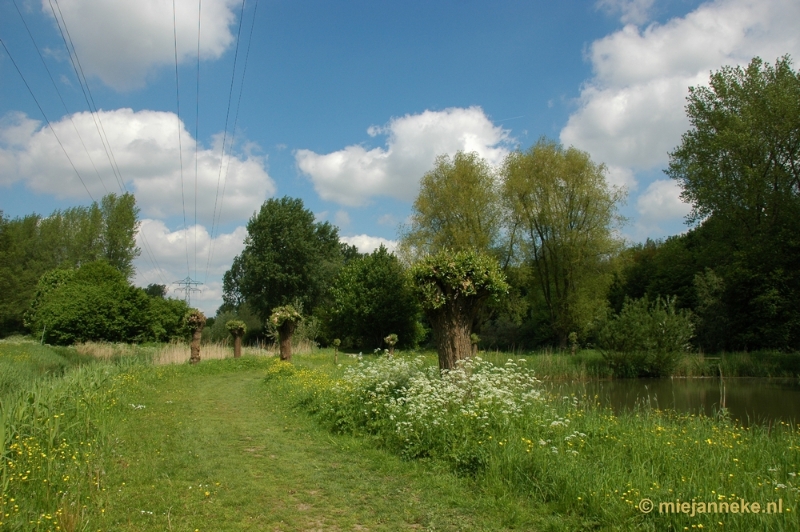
[99,360,534,531]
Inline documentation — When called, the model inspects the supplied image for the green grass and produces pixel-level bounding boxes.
[288,350,800,531]
[3,341,800,531]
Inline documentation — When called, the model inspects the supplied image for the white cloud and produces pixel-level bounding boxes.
[296,107,511,206]
[636,179,691,221]
[562,0,799,240]
[42,0,239,90]
[134,219,247,314]
[377,213,398,226]
[340,235,398,254]
[562,0,800,174]
[0,108,275,224]
[334,210,351,228]
[596,0,655,25]
[605,164,638,191]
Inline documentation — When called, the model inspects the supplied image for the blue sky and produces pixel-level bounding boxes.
[1,0,798,314]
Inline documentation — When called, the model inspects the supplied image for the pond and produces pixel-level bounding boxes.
[549,377,800,426]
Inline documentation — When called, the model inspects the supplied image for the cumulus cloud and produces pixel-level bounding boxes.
[296,107,511,206]
[0,108,275,224]
[42,0,239,90]
[562,0,800,175]
[340,235,398,254]
[134,219,247,313]
[636,179,691,221]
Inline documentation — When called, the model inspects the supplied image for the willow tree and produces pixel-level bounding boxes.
[226,320,247,358]
[410,250,507,370]
[270,305,302,361]
[399,151,505,259]
[186,309,206,365]
[502,138,625,347]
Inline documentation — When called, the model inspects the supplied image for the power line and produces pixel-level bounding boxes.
[46,0,169,286]
[204,0,260,283]
[173,0,192,279]
[204,0,248,281]
[7,4,166,286]
[0,37,94,202]
[48,0,125,192]
[11,0,109,196]
[194,0,203,282]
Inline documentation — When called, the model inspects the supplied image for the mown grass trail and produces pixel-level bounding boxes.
[99,359,534,531]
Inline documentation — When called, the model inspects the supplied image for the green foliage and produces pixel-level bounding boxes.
[290,355,800,531]
[399,151,504,258]
[269,305,302,327]
[598,296,694,377]
[327,245,421,349]
[502,138,625,346]
[25,262,188,345]
[410,249,508,312]
[185,309,207,330]
[26,262,150,345]
[145,293,190,342]
[225,319,247,337]
[383,333,398,347]
[204,304,263,344]
[0,194,141,337]
[224,197,341,320]
[144,283,167,298]
[666,56,800,350]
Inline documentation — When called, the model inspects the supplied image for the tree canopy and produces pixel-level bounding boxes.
[327,245,420,349]
[0,193,141,336]
[666,56,800,350]
[24,261,188,345]
[502,138,625,346]
[400,151,504,259]
[223,197,341,320]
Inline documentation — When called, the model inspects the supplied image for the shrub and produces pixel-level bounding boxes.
[597,296,694,377]
[26,262,189,345]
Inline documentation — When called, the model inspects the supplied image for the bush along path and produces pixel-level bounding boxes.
[97,357,534,531]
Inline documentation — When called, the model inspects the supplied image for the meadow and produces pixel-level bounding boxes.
[1,338,798,531]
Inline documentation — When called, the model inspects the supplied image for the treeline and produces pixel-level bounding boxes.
[219,57,799,354]
[2,57,797,355]
[0,193,189,343]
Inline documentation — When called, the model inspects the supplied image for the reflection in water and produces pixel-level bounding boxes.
[549,378,800,426]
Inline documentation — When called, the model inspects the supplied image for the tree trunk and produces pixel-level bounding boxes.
[233,335,242,358]
[388,345,395,357]
[278,320,297,361]
[190,326,203,364]
[429,302,474,371]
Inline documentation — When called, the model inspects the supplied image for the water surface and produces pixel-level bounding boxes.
[549,378,800,425]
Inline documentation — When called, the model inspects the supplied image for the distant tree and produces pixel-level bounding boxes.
[0,194,141,336]
[270,305,302,361]
[339,242,362,265]
[144,284,168,298]
[502,138,625,347]
[226,320,247,358]
[26,261,151,345]
[223,197,341,320]
[400,151,505,259]
[327,245,420,349]
[186,310,206,364]
[410,250,508,370]
[667,56,800,350]
[99,193,141,278]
